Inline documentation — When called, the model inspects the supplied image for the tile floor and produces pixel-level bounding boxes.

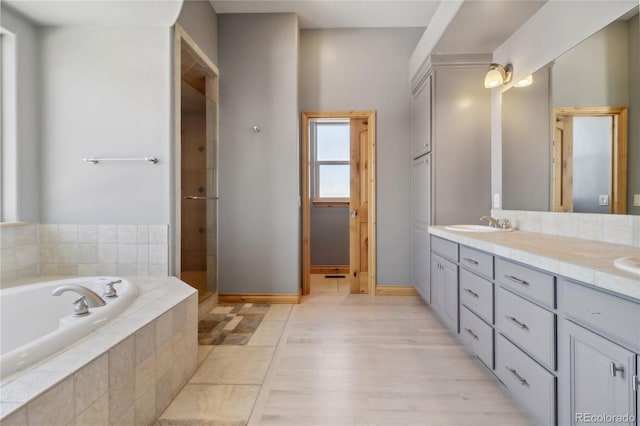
[158,277,534,425]
[198,303,272,345]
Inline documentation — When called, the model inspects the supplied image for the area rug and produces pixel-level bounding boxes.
[198,303,270,345]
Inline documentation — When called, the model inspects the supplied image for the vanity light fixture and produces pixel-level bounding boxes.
[514,74,533,88]
[484,63,513,88]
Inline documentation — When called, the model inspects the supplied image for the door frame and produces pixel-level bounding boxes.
[172,24,220,283]
[301,110,377,296]
[552,107,628,214]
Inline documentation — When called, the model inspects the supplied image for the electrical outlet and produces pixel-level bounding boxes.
[634,194,640,207]
[599,195,609,206]
[493,193,500,209]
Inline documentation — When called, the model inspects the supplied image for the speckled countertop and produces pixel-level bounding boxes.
[429,226,640,302]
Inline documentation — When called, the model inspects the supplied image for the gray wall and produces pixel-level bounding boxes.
[1,5,40,223]
[502,66,551,211]
[39,26,172,224]
[572,116,612,213]
[552,21,629,108]
[218,14,300,295]
[300,28,423,285]
[176,0,218,65]
[628,15,639,215]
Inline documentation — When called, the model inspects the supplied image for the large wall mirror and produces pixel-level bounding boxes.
[502,8,639,215]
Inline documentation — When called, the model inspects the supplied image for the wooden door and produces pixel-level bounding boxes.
[564,320,636,426]
[553,114,573,212]
[349,118,369,294]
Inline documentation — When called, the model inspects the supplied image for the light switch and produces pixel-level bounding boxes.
[634,194,640,207]
[599,195,609,206]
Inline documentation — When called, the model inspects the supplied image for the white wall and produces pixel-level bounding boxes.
[39,26,172,224]
[176,0,218,65]
[300,28,423,286]
[1,5,40,223]
[218,14,300,295]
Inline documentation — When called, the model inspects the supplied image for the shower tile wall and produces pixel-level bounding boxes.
[39,224,169,278]
[0,224,39,285]
[181,112,207,275]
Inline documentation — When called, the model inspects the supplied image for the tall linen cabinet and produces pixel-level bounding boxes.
[411,55,492,305]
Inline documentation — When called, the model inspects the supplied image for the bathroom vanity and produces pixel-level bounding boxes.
[427,228,640,426]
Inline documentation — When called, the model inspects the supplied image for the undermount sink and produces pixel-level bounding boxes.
[614,257,640,275]
[444,224,514,233]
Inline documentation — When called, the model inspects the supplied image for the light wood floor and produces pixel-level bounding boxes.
[160,277,535,425]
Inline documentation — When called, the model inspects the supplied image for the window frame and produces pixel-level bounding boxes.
[311,119,350,207]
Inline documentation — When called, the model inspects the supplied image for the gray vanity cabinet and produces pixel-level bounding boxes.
[430,252,459,334]
[413,155,431,302]
[558,278,640,426]
[561,320,637,426]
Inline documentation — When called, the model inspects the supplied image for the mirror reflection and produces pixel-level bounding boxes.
[502,10,639,215]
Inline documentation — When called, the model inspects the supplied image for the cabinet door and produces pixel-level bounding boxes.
[413,228,430,303]
[430,253,443,311]
[441,258,459,333]
[430,252,458,333]
[412,75,431,157]
[562,320,636,426]
[412,155,431,229]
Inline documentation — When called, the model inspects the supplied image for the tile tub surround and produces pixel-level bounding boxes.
[0,276,198,425]
[492,209,640,248]
[430,226,640,301]
[0,224,39,285]
[39,224,169,279]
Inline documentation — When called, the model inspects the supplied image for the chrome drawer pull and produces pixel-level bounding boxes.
[464,288,479,298]
[609,362,624,377]
[505,366,529,386]
[504,274,529,286]
[463,257,479,265]
[464,327,479,340]
[505,315,528,330]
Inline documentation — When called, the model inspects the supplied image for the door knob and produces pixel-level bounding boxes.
[350,210,357,217]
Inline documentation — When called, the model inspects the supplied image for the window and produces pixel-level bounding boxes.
[311,119,350,205]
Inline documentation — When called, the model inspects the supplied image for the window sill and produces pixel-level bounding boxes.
[312,201,349,208]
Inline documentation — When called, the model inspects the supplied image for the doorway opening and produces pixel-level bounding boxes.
[301,111,377,296]
[173,25,219,303]
[553,107,628,214]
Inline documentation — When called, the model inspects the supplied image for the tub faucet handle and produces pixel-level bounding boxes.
[103,280,121,298]
[73,297,90,317]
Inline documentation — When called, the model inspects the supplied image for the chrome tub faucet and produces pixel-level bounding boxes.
[51,285,107,317]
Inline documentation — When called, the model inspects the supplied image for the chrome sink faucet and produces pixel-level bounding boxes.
[51,285,107,317]
[480,215,499,228]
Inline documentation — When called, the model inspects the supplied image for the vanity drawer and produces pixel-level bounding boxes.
[431,236,458,262]
[559,279,640,352]
[460,306,493,369]
[460,269,493,323]
[496,258,555,308]
[495,287,555,370]
[495,333,556,426]
[459,246,493,279]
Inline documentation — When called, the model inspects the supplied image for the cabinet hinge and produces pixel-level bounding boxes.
[633,375,638,392]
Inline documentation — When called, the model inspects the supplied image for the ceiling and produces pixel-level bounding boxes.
[434,0,547,54]
[4,0,182,26]
[210,0,441,29]
[211,0,548,54]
